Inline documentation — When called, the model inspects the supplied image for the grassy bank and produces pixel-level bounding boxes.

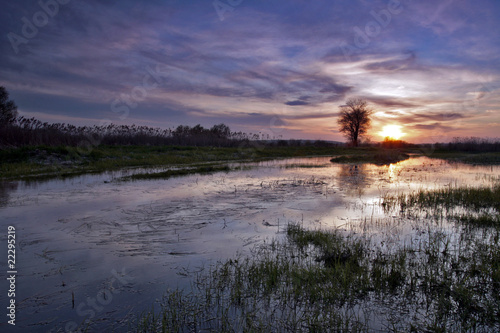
[0,145,340,180]
[329,148,500,165]
[2,145,500,180]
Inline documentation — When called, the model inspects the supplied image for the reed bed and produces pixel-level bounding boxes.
[134,216,500,332]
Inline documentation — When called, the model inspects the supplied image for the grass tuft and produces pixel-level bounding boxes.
[134,221,500,332]
[382,184,500,227]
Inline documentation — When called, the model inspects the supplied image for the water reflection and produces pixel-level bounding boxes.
[0,181,18,207]
[336,164,370,195]
[0,156,499,332]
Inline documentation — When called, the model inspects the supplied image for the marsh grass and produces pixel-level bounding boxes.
[283,164,330,169]
[382,185,500,227]
[0,145,339,180]
[134,217,500,332]
[3,145,499,180]
[330,150,410,165]
[124,165,232,180]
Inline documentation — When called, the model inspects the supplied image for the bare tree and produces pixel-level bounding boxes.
[337,98,373,147]
[210,123,231,139]
[0,86,18,127]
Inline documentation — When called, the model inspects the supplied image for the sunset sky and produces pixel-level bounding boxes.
[1,0,499,143]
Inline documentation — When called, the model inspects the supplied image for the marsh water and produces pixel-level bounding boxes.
[0,156,499,332]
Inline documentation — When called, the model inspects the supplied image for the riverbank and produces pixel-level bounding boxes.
[1,145,499,180]
[0,145,335,180]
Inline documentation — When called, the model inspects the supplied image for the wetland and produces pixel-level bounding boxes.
[0,153,499,332]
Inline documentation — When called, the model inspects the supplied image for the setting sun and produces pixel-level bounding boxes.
[379,125,405,140]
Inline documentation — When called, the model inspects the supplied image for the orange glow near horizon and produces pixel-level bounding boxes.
[379,125,405,140]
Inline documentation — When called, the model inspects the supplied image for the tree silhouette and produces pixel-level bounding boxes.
[337,98,373,147]
[210,123,230,139]
[0,86,18,127]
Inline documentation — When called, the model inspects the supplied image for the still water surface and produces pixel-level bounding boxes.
[0,156,498,331]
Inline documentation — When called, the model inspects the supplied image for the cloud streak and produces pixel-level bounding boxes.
[0,0,499,142]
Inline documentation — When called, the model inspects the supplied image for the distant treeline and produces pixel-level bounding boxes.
[377,137,500,153]
[378,139,416,149]
[2,117,498,152]
[0,117,338,149]
[435,137,500,153]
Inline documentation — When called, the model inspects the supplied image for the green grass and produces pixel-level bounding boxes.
[382,184,500,227]
[2,145,499,180]
[133,222,500,332]
[130,184,500,332]
[135,225,374,332]
[0,145,341,180]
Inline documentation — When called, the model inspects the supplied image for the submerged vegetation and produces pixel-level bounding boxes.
[135,217,500,332]
[124,164,232,180]
[382,184,500,227]
[1,118,498,331]
[129,176,500,332]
